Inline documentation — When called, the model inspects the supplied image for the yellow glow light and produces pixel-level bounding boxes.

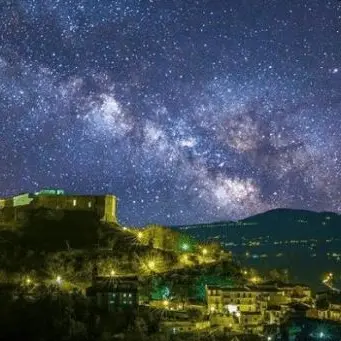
[26,278,31,285]
[148,260,155,269]
[163,300,169,307]
[250,276,260,283]
[110,270,116,276]
[202,248,208,255]
[137,232,143,239]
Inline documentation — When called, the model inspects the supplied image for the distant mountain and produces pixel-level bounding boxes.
[171,209,341,290]
[171,208,341,242]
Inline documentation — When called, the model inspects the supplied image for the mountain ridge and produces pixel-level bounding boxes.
[171,208,340,229]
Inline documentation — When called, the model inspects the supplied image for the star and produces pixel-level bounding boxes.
[0,0,340,226]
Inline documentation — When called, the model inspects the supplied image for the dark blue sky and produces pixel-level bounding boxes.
[1,0,341,226]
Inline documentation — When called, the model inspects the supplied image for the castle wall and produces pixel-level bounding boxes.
[13,193,34,207]
[103,195,117,223]
[0,192,118,224]
[32,194,117,223]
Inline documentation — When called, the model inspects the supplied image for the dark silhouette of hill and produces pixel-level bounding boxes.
[171,208,341,242]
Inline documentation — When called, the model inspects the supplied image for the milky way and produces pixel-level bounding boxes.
[1,0,341,226]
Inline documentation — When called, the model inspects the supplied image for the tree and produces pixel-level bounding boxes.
[268,268,289,283]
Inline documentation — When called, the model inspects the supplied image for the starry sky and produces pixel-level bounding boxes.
[1,0,341,226]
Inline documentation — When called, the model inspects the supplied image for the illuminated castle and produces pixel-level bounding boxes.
[0,189,117,223]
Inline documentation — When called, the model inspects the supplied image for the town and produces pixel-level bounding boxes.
[0,189,341,340]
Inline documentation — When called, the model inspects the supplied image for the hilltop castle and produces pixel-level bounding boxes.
[0,189,117,223]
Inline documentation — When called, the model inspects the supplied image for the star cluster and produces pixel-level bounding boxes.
[1,0,341,226]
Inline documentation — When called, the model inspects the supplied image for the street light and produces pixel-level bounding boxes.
[148,260,155,270]
[202,248,208,256]
[56,275,62,285]
[110,270,116,276]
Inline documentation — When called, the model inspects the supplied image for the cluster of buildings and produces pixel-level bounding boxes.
[0,189,118,223]
[86,274,341,338]
[86,275,139,312]
[86,274,315,337]
[307,291,341,322]
[206,281,312,335]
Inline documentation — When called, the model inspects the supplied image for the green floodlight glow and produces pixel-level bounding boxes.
[177,234,197,253]
[310,326,332,340]
[182,243,189,251]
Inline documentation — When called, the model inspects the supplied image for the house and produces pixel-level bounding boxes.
[210,314,241,333]
[86,275,139,312]
[264,305,289,325]
[240,312,264,334]
[270,282,312,303]
[206,285,268,313]
[312,293,341,322]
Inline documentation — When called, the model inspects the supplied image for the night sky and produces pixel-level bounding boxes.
[1,1,341,226]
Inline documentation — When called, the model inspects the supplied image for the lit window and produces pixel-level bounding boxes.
[129,301,132,304]
[88,201,92,208]
[73,199,77,207]
[123,293,126,297]
[123,300,126,304]
[112,293,116,297]
[128,293,132,297]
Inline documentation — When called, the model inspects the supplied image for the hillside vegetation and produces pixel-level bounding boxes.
[0,208,239,292]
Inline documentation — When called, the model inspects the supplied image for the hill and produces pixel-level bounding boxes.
[171,209,341,290]
[172,208,341,242]
[0,208,238,292]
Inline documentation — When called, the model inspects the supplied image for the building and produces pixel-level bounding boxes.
[86,275,139,312]
[277,282,312,303]
[255,281,311,304]
[0,189,117,223]
[240,312,264,334]
[206,285,276,313]
[308,293,341,322]
[264,305,289,325]
[206,284,294,335]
